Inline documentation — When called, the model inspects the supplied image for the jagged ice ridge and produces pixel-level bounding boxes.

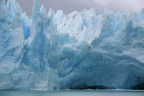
[0,0,144,90]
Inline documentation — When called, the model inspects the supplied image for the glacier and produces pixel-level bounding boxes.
[0,0,144,90]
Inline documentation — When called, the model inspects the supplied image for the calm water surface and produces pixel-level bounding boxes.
[0,90,144,96]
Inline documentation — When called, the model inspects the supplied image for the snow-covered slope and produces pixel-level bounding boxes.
[0,0,144,90]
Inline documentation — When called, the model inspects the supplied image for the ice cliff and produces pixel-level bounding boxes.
[0,0,144,90]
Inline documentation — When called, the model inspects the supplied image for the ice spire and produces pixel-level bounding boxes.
[22,12,30,39]
[32,0,40,19]
[0,0,7,18]
[40,5,47,15]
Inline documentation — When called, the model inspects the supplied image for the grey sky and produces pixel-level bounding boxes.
[17,0,144,16]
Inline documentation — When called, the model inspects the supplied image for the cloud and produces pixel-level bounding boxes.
[17,0,144,16]
[93,0,144,12]
[93,0,108,6]
[17,0,103,16]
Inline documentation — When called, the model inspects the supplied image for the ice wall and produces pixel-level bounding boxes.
[0,0,144,90]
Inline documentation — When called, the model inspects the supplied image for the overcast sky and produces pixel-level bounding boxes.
[17,0,144,16]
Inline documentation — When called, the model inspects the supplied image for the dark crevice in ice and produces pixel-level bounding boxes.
[69,85,109,90]
[131,83,144,90]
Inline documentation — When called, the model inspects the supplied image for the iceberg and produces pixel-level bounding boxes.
[0,0,144,90]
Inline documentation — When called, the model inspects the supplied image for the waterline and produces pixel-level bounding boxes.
[0,90,144,96]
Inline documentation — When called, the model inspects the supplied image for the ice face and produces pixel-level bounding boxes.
[0,0,144,90]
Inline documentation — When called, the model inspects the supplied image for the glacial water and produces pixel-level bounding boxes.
[0,91,144,96]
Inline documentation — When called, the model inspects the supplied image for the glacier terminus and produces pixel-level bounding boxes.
[0,0,144,90]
